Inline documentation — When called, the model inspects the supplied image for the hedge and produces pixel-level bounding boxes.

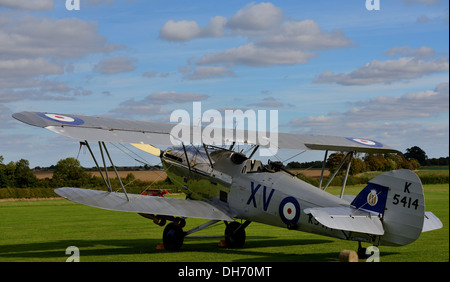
[0,173,447,199]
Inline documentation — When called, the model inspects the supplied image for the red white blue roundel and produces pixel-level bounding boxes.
[37,113,84,125]
[279,197,300,225]
[347,137,383,148]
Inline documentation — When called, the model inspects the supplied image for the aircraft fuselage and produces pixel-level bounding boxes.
[161,146,374,244]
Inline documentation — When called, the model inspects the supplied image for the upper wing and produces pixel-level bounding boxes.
[13,111,399,153]
[276,133,399,153]
[55,187,234,221]
[12,111,175,145]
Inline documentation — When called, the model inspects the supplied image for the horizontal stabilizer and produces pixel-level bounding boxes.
[305,206,384,235]
[422,211,443,232]
[55,187,234,221]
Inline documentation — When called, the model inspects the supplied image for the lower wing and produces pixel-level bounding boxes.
[55,187,234,221]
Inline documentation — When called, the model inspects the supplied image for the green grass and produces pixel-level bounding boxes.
[0,185,448,262]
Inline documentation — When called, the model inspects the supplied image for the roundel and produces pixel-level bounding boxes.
[38,113,84,125]
[279,197,300,225]
[346,137,383,148]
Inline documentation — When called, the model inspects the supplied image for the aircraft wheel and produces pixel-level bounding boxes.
[225,222,246,248]
[163,223,184,251]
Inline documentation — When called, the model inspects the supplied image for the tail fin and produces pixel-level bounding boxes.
[352,169,425,246]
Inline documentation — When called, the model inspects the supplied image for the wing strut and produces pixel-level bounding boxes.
[81,140,129,201]
[340,151,353,199]
[101,141,129,201]
[202,143,214,168]
[83,140,111,192]
[181,142,191,172]
[322,151,354,198]
[318,150,328,189]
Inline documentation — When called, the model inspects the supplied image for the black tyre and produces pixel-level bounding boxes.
[225,222,246,248]
[163,223,184,251]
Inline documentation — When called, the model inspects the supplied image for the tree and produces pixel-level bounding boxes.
[53,158,90,187]
[14,159,37,188]
[0,156,7,188]
[326,152,346,174]
[404,146,428,166]
[363,154,385,171]
[349,157,366,175]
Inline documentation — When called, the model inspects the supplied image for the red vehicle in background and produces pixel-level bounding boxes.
[141,188,171,197]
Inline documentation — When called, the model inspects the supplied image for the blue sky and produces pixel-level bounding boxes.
[0,0,448,168]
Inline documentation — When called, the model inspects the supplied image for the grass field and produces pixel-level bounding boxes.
[0,184,447,262]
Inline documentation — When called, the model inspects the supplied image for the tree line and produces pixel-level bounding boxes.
[287,146,448,175]
[1,146,448,189]
[0,156,162,189]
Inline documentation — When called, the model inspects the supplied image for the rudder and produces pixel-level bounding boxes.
[366,169,425,246]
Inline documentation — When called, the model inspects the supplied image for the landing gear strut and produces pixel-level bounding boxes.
[357,242,368,259]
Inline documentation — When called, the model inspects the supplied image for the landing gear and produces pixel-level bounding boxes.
[224,221,250,248]
[163,223,185,251]
[160,219,251,250]
[357,242,368,259]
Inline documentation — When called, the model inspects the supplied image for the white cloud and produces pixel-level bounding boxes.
[226,2,283,33]
[246,97,284,107]
[0,58,62,78]
[85,0,114,5]
[402,0,441,6]
[110,91,209,117]
[0,14,123,103]
[0,16,121,60]
[314,57,449,85]
[184,66,235,80]
[258,20,354,50]
[93,56,137,74]
[159,20,202,42]
[350,82,449,120]
[159,3,353,68]
[0,0,53,10]
[200,16,228,37]
[159,16,227,42]
[196,17,353,67]
[145,91,209,104]
[158,2,282,41]
[383,46,436,59]
[196,42,318,66]
[288,82,449,134]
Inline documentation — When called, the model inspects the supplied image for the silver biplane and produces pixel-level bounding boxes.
[13,111,442,257]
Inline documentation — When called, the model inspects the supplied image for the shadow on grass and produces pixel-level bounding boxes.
[0,235,401,262]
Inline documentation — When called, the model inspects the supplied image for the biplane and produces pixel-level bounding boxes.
[13,111,442,257]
